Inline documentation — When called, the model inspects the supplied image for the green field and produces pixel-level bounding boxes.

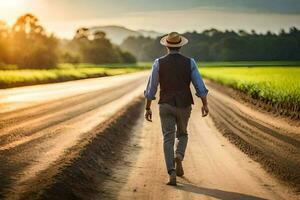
[198,61,300,67]
[200,66,300,113]
[0,64,145,89]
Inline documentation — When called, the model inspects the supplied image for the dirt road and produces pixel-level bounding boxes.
[0,71,299,200]
[96,86,299,200]
[0,72,148,199]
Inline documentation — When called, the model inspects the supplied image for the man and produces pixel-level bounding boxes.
[144,32,209,186]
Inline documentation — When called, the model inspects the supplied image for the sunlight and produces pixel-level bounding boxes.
[0,0,28,24]
[0,0,24,7]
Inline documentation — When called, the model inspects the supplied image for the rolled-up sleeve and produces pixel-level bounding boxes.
[144,59,159,100]
[190,58,208,97]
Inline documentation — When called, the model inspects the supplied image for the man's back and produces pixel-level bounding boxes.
[158,53,194,107]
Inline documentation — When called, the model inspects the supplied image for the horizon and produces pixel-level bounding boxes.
[0,0,300,39]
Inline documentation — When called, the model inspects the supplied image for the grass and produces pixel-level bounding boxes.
[200,66,300,113]
[58,62,152,69]
[0,64,146,89]
[135,61,300,68]
[198,61,300,67]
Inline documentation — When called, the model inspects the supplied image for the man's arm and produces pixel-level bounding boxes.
[190,58,209,117]
[144,59,159,122]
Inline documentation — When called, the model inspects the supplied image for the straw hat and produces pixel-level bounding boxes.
[160,32,188,47]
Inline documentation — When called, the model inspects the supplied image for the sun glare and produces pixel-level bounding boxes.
[0,0,24,7]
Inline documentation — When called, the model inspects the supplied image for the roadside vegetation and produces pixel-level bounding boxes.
[200,66,300,116]
[198,61,300,67]
[0,64,145,88]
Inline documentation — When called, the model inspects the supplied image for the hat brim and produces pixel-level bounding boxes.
[160,35,188,47]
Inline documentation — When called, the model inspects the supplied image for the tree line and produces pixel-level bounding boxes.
[0,13,136,69]
[1,13,299,69]
[121,28,300,61]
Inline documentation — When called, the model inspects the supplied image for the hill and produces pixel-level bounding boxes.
[89,25,163,44]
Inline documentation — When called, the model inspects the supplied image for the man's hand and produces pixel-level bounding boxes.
[200,96,209,117]
[145,109,152,122]
[202,104,209,117]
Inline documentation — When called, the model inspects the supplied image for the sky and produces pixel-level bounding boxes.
[0,0,299,38]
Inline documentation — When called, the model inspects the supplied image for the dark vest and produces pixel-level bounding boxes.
[158,53,194,107]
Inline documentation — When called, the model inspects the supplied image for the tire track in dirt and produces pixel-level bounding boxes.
[208,84,300,190]
[77,91,299,200]
[0,79,144,147]
[0,72,148,199]
[34,98,145,200]
[209,96,300,154]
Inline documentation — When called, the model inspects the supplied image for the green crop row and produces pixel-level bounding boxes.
[200,66,300,112]
[0,66,144,88]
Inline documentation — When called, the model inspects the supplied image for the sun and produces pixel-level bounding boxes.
[0,0,24,7]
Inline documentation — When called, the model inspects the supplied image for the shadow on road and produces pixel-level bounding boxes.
[176,183,267,200]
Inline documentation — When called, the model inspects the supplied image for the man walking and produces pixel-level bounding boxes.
[144,32,209,186]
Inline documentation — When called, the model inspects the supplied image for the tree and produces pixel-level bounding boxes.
[10,13,58,69]
[0,21,9,65]
[70,27,136,64]
[120,51,137,63]
[74,27,89,40]
[93,31,106,40]
[12,13,44,35]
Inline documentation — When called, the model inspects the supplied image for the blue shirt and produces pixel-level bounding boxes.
[144,52,208,100]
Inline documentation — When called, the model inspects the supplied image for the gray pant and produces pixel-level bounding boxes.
[159,103,192,174]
